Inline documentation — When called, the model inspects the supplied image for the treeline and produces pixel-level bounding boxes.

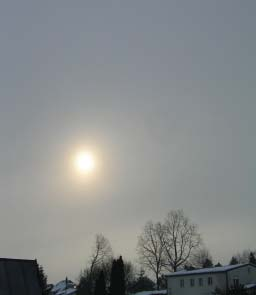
[38,209,256,295]
[137,210,256,290]
[79,255,125,295]
[76,234,157,295]
[76,210,256,295]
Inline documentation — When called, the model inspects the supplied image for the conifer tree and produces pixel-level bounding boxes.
[77,271,91,295]
[184,264,196,271]
[117,256,125,295]
[128,269,155,293]
[202,258,213,268]
[229,256,239,265]
[110,259,118,295]
[110,256,126,295]
[37,263,48,295]
[94,271,107,295]
[249,252,256,265]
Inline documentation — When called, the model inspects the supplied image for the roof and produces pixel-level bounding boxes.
[0,258,42,295]
[166,264,255,277]
[245,284,256,289]
[52,279,77,295]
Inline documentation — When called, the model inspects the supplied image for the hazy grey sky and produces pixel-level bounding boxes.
[0,1,255,283]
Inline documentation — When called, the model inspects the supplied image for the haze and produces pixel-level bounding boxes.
[0,1,255,283]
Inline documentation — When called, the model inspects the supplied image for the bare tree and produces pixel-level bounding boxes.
[137,221,165,290]
[78,234,113,295]
[161,210,201,272]
[123,260,136,292]
[89,234,113,275]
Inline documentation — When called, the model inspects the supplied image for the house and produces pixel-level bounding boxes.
[0,258,42,295]
[166,263,256,295]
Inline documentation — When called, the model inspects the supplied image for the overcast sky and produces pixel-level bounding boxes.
[0,1,255,283]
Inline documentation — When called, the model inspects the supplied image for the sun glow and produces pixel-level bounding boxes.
[74,151,96,174]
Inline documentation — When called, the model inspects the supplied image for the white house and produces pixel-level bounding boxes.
[166,263,256,295]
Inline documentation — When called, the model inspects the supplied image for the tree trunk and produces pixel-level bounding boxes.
[156,275,160,290]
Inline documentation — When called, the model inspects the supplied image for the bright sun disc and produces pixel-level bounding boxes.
[75,151,95,174]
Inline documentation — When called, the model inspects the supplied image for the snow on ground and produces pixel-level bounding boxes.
[133,290,167,295]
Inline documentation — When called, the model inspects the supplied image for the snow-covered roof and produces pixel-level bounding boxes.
[245,284,256,289]
[166,264,253,277]
[51,279,77,295]
[52,280,73,292]
[133,290,167,295]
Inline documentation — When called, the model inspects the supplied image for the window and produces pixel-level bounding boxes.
[199,278,203,286]
[208,277,213,285]
[233,278,239,287]
[190,278,195,287]
[180,279,184,288]
[248,267,251,274]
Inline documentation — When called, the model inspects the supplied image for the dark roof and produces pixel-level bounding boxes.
[166,263,256,277]
[0,258,42,295]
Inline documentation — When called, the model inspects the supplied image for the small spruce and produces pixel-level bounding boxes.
[202,258,213,268]
[249,252,256,265]
[229,256,239,265]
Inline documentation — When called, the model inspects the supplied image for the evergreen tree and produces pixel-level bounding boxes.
[127,269,155,294]
[37,263,48,295]
[202,258,213,268]
[117,256,125,295]
[110,259,118,295]
[215,262,223,267]
[94,271,107,295]
[184,264,196,271]
[229,256,239,265]
[249,252,256,265]
[110,256,125,295]
[77,270,92,295]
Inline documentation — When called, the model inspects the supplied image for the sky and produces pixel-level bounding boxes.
[0,0,255,283]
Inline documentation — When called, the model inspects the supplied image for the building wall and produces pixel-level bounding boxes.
[0,259,42,295]
[227,265,256,288]
[167,265,256,295]
[167,272,226,295]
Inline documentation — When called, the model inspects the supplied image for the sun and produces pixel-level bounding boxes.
[74,151,96,174]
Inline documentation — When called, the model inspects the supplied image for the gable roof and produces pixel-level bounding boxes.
[51,279,77,295]
[0,258,42,295]
[166,264,256,277]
